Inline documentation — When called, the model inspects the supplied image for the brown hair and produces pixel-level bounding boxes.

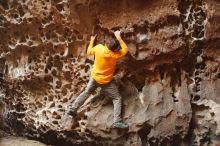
[106,37,120,52]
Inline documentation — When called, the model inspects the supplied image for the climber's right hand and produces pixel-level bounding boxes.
[114,30,121,39]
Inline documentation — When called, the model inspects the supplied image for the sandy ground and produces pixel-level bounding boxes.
[0,136,49,146]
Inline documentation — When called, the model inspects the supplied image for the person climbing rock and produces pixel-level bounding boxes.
[66,30,129,129]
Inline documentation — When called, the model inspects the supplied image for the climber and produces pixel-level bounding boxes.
[66,30,129,129]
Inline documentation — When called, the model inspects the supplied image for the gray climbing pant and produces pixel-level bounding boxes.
[71,77,122,122]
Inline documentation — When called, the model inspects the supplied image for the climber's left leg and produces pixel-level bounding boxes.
[67,77,99,117]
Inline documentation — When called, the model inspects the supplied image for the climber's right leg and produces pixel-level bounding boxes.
[103,80,128,129]
[66,77,99,117]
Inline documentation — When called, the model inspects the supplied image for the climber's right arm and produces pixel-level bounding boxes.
[117,36,128,56]
[114,31,128,57]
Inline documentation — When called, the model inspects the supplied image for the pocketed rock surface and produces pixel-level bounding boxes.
[0,0,219,146]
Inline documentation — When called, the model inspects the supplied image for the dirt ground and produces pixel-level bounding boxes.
[0,136,49,146]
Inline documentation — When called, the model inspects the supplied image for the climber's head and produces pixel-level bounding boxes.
[106,37,120,52]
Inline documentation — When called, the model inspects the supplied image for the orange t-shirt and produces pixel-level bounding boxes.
[87,37,128,84]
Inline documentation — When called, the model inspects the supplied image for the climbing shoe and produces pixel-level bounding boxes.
[66,108,76,118]
[112,121,129,129]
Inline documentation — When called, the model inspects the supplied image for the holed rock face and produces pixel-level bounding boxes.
[0,0,219,145]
